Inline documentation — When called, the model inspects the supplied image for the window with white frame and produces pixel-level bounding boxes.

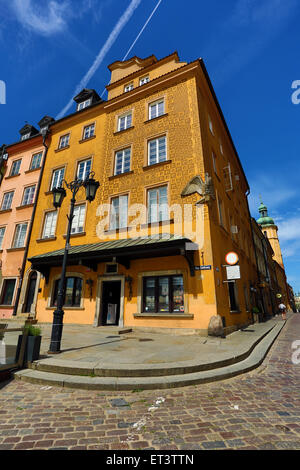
[149,99,164,120]
[22,185,36,206]
[12,223,28,248]
[42,211,58,239]
[0,227,5,249]
[208,116,214,134]
[10,159,21,176]
[124,83,134,92]
[83,123,95,140]
[1,191,14,211]
[58,134,70,149]
[77,99,91,111]
[117,112,132,132]
[50,168,65,190]
[77,159,91,181]
[30,152,42,170]
[147,186,168,223]
[114,148,131,175]
[21,134,30,141]
[148,136,167,166]
[110,195,128,230]
[71,204,86,234]
[140,76,149,86]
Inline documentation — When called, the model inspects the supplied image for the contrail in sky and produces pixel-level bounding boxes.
[56,0,143,119]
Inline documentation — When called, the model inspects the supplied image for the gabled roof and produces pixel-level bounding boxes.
[73,88,102,104]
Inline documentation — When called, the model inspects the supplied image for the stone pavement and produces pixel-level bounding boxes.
[0,314,299,450]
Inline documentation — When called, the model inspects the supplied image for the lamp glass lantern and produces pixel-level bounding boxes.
[84,177,100,202]
[52,186,66,208]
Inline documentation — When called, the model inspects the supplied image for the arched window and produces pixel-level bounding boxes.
[51,276,83,307]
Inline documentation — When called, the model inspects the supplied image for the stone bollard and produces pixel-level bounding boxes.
[208,315,225,337]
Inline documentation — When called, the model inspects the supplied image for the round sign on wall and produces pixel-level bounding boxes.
[225,252,239,266]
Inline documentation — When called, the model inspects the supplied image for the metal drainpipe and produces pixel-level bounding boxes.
[12,130,50,316]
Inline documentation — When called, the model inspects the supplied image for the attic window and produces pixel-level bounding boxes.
[21,133,30,141]
[77,99,91,111]
[139,76,150,86]
[124,83,134,93]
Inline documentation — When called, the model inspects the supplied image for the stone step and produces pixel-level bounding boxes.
[14,322,284,391]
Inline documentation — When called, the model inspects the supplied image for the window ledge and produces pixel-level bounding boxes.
[108,171,134,180]
[5,174,20,180]
[55,145,70,153]
[0,209,12,214]
[7,247,25,252]
[79,135,96,144]
[144,113,168,124]
[104,227,132,235]
[143,160,172,171]
[46,307,85,311]
[36,237,57,243]
[113,126,134,136]
[0,305,14,309]
[16,204,34,210]
[45,191,53,196]
[25,168,41,174]
[134,313,194,319]
[63,232,86,239]
[140,219,174,229]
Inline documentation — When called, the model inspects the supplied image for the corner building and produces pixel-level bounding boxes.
[26,52,258,334]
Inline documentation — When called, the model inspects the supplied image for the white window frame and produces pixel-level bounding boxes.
[50,168,65,190]
[147,186,168,223]
[1,191,14,211]
[30,152,42,170]
[0,226,6,249]
[0,278,17,306]
[117,112,132,132]
[10,159,21,176]
[140,76,150,86]
[58,134,70,149]
[110,194,128,230]
[71,204,86,234]
[114,148,131,175]
[77,159,92,181]
[148,136,167,166]
[208,116,214,134]
[77,99,91,111]
[12,223,28,248]
[83,123,95,140]
[22,185,36,206]
[124,83,134,92]
[149,99,164,120]
[42,211,58,239]
[21,133,30,141]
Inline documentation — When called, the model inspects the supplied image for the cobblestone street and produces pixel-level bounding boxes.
[0,315,299,451]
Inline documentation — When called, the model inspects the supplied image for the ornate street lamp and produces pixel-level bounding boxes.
[48,172,100,354]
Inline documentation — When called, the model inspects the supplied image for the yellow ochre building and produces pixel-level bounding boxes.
[21,52,278,334]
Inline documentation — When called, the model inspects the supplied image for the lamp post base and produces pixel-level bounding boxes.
[48,308,64,354]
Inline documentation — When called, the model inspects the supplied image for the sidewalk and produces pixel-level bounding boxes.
[9,314,290,390]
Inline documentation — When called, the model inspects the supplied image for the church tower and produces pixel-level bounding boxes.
[257,202,284,268]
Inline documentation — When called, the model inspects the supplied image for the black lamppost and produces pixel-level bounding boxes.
[48,172,100,354]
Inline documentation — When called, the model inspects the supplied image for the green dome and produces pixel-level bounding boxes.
[257,202,275,226]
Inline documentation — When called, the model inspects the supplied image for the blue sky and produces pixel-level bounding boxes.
[0,0,299,293]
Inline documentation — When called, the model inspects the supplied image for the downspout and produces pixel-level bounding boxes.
[13,130,50,316]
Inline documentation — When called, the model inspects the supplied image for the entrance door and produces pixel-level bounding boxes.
[101,281,121,326]
[23,271,37,313]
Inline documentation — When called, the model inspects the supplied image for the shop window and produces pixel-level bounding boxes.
[51,276,83,307]
[143,275,184,314]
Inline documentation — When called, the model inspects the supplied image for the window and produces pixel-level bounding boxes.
[114,148,131,175]
[58,134,70,149]
[228,281,239,312]
[212,151,217,174]
[22,185,36,206]
[12,223,28,248]
[1,191,14,211]
[118,112,132,131]
[217,195,225,227]
[50,168,65,190]
[110,195,128,230]
[148,136,167,165]
[42,211,58,239]
[30,152,42,170]
[124,83,134,92]
[0,227,5,249]
[147,186,168,223]
[77,159,91,181]
[83,123,95,140]
[77,99,91,111]
[149,99,164,120]
[71,204,86,234]
[10,159,21,176]
[0,279,16,305]
[21,134,30,141]
[140,76,149,86]
[143,275,184,313]
[220,141,224,155]
[208,116,214,134]
[51,276,83,307]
